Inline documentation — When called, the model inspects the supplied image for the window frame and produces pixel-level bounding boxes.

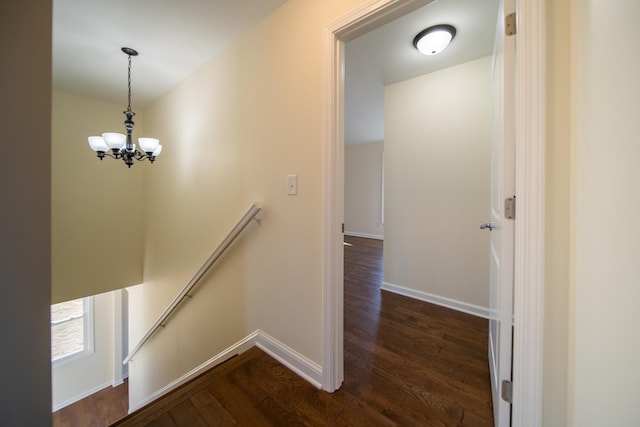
[51,296,95,368]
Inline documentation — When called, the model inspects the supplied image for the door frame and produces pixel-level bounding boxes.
[322,0,545,425]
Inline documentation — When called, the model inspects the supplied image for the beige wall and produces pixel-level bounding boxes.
[127,46,251,402]
[127,0,373,408]
[544,1,640,425]
[37,1,640,422]
[52,91,144,303]
[569,1,640,425]
[345,141,384,238]
[125,0,640,421]
[383,56,492,309]
[0,1,52,423]
[543,0,571,424]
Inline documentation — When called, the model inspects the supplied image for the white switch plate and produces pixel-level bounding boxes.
[287,174,297,195]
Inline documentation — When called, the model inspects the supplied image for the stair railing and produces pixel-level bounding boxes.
[123,203,262,364]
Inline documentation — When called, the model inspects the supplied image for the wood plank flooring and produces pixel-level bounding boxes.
[52,379,129,427]
[54,236,493,426]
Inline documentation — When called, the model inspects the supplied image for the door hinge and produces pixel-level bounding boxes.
[501,379,513,403]
[342,223,345,234]
[505,196,516,220]
[505,12,516,36]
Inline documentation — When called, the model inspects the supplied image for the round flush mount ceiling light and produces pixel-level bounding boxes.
[413,24,457,55]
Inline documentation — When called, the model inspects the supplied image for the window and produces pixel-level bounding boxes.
[51,297,94,366]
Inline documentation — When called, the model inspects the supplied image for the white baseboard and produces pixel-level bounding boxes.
[129,332,257,413]
[255,330,322,389]
[129,330,322,413]
[112,372,128,388]
[381,282,490,319]
[52,380,113,412]
[344,231,383,240]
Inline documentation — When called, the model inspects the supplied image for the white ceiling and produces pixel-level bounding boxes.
[52,0,287,107]
[52,0,498,138]
[345,0,499,145]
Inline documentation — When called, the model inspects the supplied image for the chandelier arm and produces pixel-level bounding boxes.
[133,151,148,161]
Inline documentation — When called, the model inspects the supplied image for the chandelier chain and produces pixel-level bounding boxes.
[127,54,132,113]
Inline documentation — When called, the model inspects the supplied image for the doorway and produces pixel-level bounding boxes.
[342,1,498,423]
[323,0,546,423]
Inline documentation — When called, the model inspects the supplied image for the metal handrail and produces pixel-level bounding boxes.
[123,203,262,364]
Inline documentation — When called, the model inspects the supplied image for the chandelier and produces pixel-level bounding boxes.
[87,47,162,168]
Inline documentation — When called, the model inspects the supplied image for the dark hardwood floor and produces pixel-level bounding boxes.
[54,236,493,426]
[52,379,129,426]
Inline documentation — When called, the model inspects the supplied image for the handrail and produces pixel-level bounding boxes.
[123,203,262,364]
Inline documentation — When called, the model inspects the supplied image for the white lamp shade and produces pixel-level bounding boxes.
[102,132,126,150]
[138,137,160,153]
[88,136,109,152]
[152,144,163,157]
[414,25,456,56]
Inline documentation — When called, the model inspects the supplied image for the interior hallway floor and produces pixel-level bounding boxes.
[53,236,493,426]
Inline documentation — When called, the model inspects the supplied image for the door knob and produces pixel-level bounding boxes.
[480,222,496,231]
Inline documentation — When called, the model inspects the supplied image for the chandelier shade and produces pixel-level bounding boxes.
[88,136,109,152]
[138,137,160,153]
[87,47,162,167]
[102,132,127,150]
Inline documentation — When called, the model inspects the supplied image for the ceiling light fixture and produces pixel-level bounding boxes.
[413,24,456,56]
[87,47,162,168]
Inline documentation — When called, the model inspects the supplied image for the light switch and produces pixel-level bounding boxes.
[287,174,297,195]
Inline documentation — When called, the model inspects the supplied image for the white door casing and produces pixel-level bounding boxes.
[511,1,545,424]
[323,1,545,425]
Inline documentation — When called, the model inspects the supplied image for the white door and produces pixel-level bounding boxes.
[487,0,516,425]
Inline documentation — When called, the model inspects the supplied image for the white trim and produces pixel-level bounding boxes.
[52,380,112,412]
[113,289,127,386]
[344,231,384,240]
[129,330,322,413]
[322,21,345,393]
[84,296,95,356]
[381,282,490,319]
[512,0,545,425]
[323,0,546,422]
[256,330,323,389]
[50,346,92,369]
[129,331,258,412]
[380,149,385,225]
